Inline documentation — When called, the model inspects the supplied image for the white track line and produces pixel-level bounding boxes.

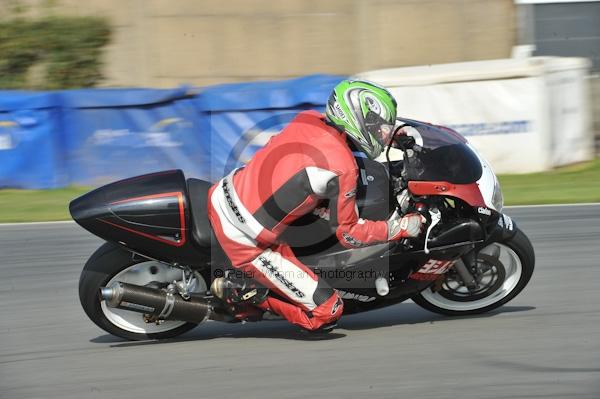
[1,202,598,227]
[505,202,600,209]
[0,220,75,227]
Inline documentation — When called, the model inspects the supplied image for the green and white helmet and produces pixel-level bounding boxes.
[325,79,397,159]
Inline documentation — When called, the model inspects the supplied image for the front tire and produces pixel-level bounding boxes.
[412,227,535,316]
[79,242,207,341]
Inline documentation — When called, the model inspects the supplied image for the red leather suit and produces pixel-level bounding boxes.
[208,110,389,330]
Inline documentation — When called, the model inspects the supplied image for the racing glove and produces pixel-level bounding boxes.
[387,211,425,240]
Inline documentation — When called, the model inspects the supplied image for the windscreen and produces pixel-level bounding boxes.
[398,119,483,184]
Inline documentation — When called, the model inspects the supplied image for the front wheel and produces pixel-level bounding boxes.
[412,227,534,316]
[79,242,208,340]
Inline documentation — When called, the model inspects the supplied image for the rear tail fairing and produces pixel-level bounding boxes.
[70,170,209,265]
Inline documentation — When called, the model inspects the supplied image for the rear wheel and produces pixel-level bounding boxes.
[79,242,208,340]
[412,227,534,316]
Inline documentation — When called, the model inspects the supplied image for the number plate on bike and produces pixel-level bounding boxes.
[409,259,456,281]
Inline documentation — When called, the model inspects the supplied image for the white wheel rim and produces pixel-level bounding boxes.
[100,262,207,334]
[419,243,523,312]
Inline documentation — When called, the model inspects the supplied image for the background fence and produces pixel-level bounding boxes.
[0,75,344,189]
[1,55,594,189]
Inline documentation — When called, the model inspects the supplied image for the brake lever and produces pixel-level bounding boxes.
[423,208,441,254]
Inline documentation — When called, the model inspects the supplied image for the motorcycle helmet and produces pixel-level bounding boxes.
[325,79,397,159]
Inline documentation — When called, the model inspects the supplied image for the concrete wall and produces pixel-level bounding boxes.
[1,0,517,87]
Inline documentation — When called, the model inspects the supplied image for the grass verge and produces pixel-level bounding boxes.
[0,187,90,223]
[0,159,599,223]
[498,158,600,206]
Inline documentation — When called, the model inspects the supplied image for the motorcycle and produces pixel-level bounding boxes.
[71,118,535,341]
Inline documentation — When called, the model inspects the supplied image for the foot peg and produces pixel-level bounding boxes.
[210,277,228,300]
[210,277,269,305]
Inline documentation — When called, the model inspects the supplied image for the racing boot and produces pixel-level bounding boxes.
[303,321,337,334]
[210,277,269,305]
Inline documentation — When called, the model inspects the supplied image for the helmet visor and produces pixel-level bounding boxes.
[364,110,395,147]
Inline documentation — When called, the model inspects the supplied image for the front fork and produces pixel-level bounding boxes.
[448,211,518,291]
[404,200,516,290]
[454,251,478,290]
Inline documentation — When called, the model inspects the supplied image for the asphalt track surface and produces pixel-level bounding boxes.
[1,204,599,399]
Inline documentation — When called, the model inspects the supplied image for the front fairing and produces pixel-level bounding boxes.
[398,119,503,211]
[399,119,483,184]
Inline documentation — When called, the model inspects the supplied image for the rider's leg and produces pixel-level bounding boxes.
[208,196,343,330]
[211,219,343,329]
[246,244,343,331]
[255,293,343,331]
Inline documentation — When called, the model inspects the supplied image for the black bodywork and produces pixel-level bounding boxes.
[70,170,215,266]
[70,122,517,315]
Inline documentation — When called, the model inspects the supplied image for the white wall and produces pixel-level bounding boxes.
[357,57,592,173]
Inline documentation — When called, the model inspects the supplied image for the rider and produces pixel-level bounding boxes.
[208,79,424,331]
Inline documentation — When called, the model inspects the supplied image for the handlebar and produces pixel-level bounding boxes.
[385,122,421,164]
[392,134,417,151]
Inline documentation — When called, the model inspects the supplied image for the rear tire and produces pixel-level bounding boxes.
[412,227,535,316]
[79,242,203,341]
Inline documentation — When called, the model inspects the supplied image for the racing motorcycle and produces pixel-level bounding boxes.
[71,118,535,341]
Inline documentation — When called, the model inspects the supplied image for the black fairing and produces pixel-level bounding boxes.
[483,212,518,244]
[428,219,484,248]
[70,170,210,266]
[398,118,483,184]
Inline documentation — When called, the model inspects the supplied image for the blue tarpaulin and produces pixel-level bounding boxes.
[0,91,64,188]
[196,74,344,111]
[0,74,345,188]
[195,75,345,180]
[58,87,210,186]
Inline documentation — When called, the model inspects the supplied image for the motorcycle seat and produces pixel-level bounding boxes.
[187,178,227,260]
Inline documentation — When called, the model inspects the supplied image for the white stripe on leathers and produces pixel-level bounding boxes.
[210,171,266,247]
[211,170,321,310]
[251,248,319,311]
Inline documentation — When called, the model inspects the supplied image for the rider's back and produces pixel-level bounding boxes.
[233,110,356,237]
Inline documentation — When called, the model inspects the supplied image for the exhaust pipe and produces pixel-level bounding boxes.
[100,282,212,324]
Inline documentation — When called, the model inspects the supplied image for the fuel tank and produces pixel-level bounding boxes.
[70,170,209,265]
